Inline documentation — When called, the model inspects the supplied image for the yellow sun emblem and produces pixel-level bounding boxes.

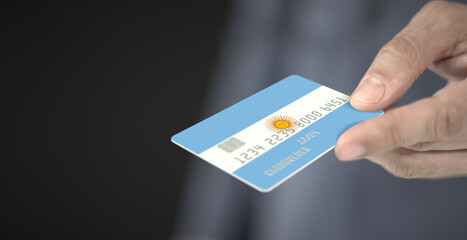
[265,115,297,132]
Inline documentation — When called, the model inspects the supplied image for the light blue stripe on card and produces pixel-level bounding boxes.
[171,75,321,154]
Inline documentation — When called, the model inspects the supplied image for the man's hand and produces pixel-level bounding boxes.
[335,1,467,178]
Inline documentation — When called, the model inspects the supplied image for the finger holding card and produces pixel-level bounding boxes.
[335,1,467,179]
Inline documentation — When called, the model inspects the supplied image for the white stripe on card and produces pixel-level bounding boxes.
[198,86,349,173]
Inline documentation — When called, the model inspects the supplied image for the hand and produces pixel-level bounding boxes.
[335,1,467,179]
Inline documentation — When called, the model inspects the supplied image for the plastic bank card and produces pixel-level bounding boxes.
[171,75,383,192]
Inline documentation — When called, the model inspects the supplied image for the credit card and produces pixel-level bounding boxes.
[171,75,383,192]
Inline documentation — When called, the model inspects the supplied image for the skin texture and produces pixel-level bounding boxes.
[335,1,467,179]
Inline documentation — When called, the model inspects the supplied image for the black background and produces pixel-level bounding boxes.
[1,1,229,239]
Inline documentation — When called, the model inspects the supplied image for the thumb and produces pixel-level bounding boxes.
[350,1,464,111]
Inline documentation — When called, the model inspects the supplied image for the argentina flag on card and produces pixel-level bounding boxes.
[171,75,383,192]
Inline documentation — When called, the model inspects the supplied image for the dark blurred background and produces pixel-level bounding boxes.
[1,1,229,239]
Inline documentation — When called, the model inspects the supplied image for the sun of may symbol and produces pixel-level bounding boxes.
[265,115,297,132]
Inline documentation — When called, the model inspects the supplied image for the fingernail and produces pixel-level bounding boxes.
[338,144,366,160]
[352,77,385,103]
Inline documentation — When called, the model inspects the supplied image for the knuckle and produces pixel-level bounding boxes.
[454,55,467,79]
[387,153,422,179]
[380,35,422,74]
[423,1,449,11]
[388,123,405,148]
[431,96,464,140]
[420,1,465,27]
[407,141,436,151]
[423,1,455,17]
